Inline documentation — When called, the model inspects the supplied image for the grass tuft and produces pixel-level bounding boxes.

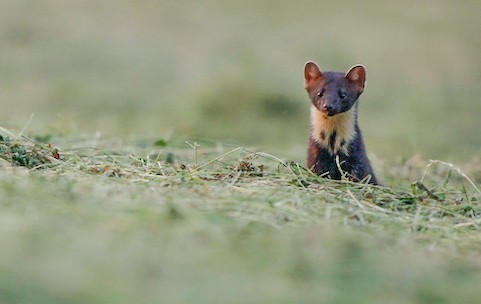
[0,134,60,169]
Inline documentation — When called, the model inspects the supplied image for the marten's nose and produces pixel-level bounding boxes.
[324,104,334,112]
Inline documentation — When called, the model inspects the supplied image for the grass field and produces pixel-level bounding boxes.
[0,132,480,303]
[1,1,480,160]
[1,1,481,303]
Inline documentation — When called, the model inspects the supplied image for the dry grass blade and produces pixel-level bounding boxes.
[422,160,481,194]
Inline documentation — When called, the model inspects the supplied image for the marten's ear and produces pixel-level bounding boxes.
[304,61,323,91]
[345,64,366,93]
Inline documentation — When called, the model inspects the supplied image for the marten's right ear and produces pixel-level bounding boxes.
[304,61,323,91]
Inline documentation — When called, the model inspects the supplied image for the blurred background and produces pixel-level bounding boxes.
[0,0,480,162]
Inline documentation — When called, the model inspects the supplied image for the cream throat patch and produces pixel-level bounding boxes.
[310,105,356,155]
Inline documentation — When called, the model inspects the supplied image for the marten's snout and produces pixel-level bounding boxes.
[318,101,337,116]
[323,103,334,115]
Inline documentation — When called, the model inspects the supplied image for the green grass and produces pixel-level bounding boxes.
[1,1,481,160]
[1,131,480,303]
[1,1,481,303]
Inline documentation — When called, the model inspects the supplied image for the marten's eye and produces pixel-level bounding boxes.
[338,90,347,99]
[317,89,325,98]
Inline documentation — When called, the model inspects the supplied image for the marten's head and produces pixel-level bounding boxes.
[304,61,366,117]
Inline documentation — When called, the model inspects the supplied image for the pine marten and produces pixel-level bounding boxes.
[304,61,378,185]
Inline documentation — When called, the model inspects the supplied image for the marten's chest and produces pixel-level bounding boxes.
[310,106,356,155]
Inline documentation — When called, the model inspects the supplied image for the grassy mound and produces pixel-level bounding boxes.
[0,131,480,303]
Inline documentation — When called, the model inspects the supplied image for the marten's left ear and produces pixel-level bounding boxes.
[345,65,366,93]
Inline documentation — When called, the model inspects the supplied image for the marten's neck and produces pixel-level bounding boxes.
[310,104,357,155]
